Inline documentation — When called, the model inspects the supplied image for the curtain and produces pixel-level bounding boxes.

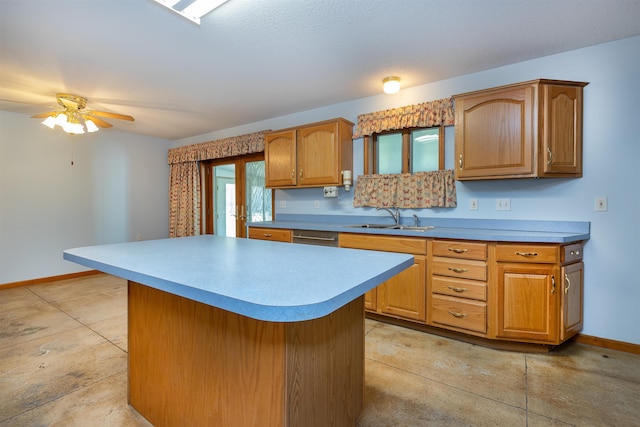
[352,97,455,139]
[169,161,201,237]
[353,170,457,209]
[167,131,268,237]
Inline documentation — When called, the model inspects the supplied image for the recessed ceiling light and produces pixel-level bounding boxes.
[152,0,230,25]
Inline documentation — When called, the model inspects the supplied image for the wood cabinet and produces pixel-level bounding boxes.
[265,118,354,188]
[428,240,489,336]
[495,242,584,344]
[339,233,427,323]
[453,79,588,180]
[248,225,586,349]
[247,227,292,242]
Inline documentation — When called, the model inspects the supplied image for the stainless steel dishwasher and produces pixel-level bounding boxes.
[291,229,339,247]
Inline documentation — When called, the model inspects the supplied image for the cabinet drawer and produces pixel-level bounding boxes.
[432,240,487,260]
[431,276,487,301]
[248,227,292,243]
[496,244,558,263]
[431,295,487,333]
[432,257,487,281]
[561,242,584,264]
[339,233,427,255]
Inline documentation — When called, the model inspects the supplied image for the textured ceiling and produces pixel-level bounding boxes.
[1,0,639,140]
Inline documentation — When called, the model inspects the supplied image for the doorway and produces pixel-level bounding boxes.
[203,153,273,238]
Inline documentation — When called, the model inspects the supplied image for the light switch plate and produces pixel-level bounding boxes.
[469,198,478,210]
[496,198,511,211]
[595,197,608,211]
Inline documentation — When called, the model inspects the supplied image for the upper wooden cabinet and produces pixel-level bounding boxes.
[453,79,588,180]
[265,118,354,188]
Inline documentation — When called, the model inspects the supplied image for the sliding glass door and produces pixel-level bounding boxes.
[203,153,272,238]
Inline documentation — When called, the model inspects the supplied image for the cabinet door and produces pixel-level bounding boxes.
[561,262,584,341]
[455,85,535,179]
[379,256,426,322]
[265,130,296,187]
[496,263,559,343]
[297,122,340,186]
[540,84,583,176]
[364,288,377,312]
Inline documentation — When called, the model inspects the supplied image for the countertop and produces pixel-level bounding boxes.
[248,215,590,243]
[63,235,413,322]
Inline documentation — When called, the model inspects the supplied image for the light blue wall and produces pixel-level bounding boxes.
[176,36,640,345]
[0,111,171,283]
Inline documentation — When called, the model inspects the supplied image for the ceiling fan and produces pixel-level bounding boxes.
[31,93,134,134]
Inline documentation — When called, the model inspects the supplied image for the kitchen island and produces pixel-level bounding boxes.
[63,235,413,427]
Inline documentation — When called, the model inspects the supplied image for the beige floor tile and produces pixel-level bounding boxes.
[28,275,126,303]
[0,371,152,427]
[358,358,527,427]
[87,313,128,352]
[0,298,82,350]
[526,344,640,427]
[0,326,126,421]
[365,321,527,409]
[0,287,43,311]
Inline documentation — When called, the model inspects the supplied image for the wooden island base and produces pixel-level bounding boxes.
[128,281,364,427]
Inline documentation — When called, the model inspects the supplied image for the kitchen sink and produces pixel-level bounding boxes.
[343,224,435,231]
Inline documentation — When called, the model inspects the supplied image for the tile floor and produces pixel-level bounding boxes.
[1,274,638,426]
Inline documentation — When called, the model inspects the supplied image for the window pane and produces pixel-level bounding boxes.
[376,133,403,174]
[411,128,439,172]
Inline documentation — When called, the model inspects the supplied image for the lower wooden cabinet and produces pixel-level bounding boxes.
[495,243,584,345]
[249,226,585,347]
[339,233,427,323]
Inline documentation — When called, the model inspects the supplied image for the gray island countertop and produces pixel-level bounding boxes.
[63,235,413,322]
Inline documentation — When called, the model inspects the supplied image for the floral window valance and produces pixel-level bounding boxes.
[352,97,455,139]
[353,170,457,209]
[168,131,268,164]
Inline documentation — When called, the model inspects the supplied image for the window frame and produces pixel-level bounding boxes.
[363,126,444,175]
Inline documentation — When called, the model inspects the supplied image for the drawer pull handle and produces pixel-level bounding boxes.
[447,286,468,293]
[264,233,272,237]
[448,248,468,254]
[448,310,467,318]
[448,267,468,274]
[570,250,580,255]
[515,252,538,257]
[551,275,556,294]
[564,273,571,293]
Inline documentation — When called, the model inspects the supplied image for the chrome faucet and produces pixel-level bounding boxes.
[412,214,420,227]
[377,207,400,226]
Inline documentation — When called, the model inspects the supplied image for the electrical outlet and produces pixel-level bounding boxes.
[469,198,478,210]
[323,186,338,198]
[595,196,608,212]
[314,200,320,208]
[279,200,286,208]
[496,198,511,211]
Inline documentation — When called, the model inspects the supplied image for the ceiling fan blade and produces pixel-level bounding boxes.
[90,110,135,122]
[30,111,57,119]
[83,115,113,128]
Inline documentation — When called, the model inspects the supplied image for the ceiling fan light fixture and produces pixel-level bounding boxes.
[85,119,100,133]
[42,116,57,129]
[383,76,401,94]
